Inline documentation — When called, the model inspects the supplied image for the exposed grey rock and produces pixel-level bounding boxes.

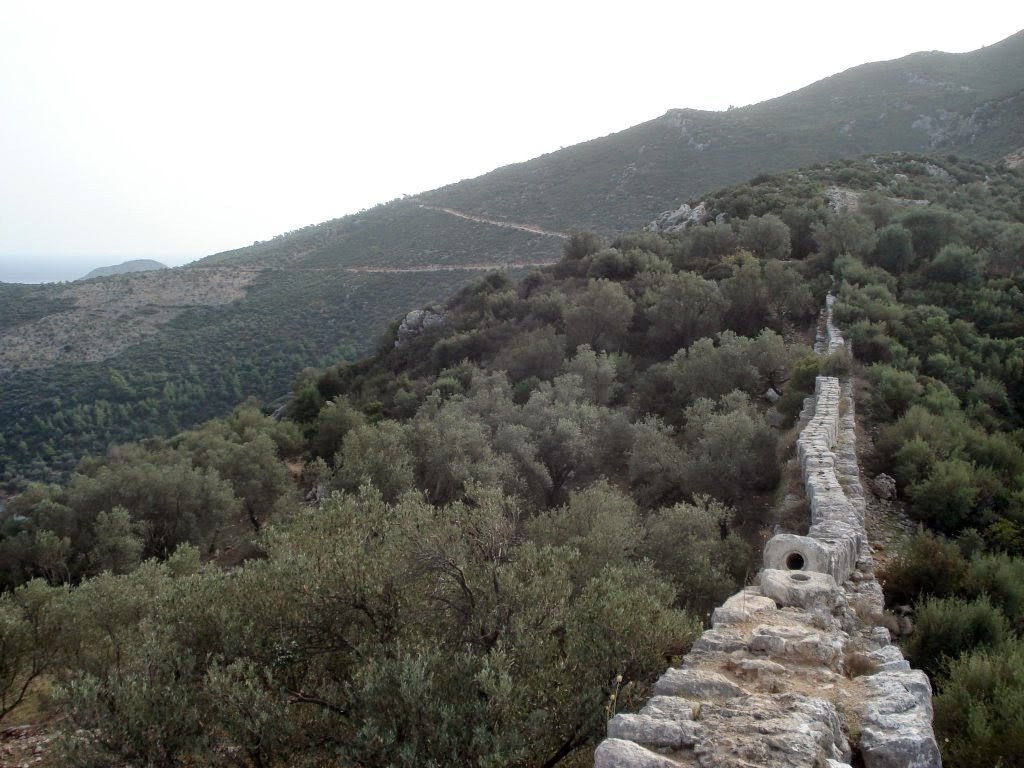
[826,185,860,213]
[394,307,446,347]
[710,606,754,626]
[860,671,940,767]
[924,162,953,181]
[645,201,708,233]
[860,726,942,768]
[653,668,748,700]
[864,670,934,715]
[640,695,698,721]
[711,591,777,626]
[693,694,851,767]
[759,568,843,612]
[593,738,678,768]
[763,533,851,584]
[864,645,911,673]
[606,713,698,749]
[867,626,892,647]
[748,624,846,667]
[730,657,788,681]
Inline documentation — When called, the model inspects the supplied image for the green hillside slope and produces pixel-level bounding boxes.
[423,29,1024,233]
[2,152,1022,767]
[1,30,1022,489]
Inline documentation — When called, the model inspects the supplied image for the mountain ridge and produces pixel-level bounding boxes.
[2,29,1023,487]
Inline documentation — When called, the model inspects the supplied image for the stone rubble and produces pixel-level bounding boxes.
[594,299,941,767]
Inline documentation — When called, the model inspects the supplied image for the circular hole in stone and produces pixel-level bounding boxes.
[790,573,811,582]
[785,552,806,571]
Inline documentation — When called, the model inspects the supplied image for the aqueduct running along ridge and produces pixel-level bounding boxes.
[593,294,941,768]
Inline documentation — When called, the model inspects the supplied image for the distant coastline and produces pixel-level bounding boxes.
[0,253,199,284]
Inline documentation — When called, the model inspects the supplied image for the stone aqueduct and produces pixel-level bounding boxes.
[594,295,941,768]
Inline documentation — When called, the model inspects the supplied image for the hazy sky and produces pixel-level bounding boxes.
[1,1,1022,281]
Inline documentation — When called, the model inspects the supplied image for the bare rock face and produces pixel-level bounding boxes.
[593,738,678,768]
[653,668,749,701]
[645,202,708,233]
[394,307,446,347]
[826,185,860,213]
[606,714,698,749]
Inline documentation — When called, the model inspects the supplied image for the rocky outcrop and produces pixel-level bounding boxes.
[825,186,860,214]
[645,202,709,233]
[594,301,940,767]
[394,307,446,348]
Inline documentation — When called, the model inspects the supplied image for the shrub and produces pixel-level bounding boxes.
[866,364,922,422]
[871,224,915,273]
[934,639,1024,768]
[963,553,1024,629]
[881,530,967,607]
[904,595,1009,679]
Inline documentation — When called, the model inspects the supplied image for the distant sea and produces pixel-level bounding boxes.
[0,254,199,284]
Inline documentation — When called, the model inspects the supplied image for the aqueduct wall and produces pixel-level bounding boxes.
[594,296,940,767]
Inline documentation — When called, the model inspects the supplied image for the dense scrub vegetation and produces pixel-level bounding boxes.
[1,267,529,490]
[0,176,835,766]
[6,30,1023,496]
[0,152,1021,765]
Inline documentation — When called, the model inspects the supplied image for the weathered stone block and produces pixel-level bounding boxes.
[759,568,842,612]
[639,695,698,721]
[749,623,846,666]
[690,628,750,654]
[606,714,698,749]
[653,668,748,700]
[593,738,679,768]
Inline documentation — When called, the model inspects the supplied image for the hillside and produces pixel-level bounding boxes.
[2,30,1023,489]
[0,152,1021,766]
[79,259,168,280]
[418,28,1024,233]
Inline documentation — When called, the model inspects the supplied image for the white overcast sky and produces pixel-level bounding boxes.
[1,1,1022,280]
